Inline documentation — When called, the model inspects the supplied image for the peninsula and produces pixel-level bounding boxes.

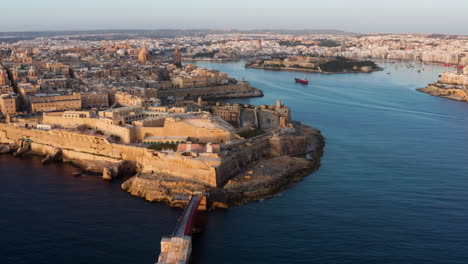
[417,67,468,102]
[0,99,324,208]
[246,56,382,74]
[0,35,323,210]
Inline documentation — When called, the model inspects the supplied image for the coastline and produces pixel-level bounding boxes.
[0,120,325,209]
[157,82,264,100]
[417,85,468,103]
[0,141,133,177]
[245,65,383,74]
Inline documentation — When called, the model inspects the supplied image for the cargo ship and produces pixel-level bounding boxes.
[295,78,308,85]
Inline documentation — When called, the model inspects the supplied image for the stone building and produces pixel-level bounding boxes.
[81,92,109,109]
[44,108,235,145]
[135,113,235,144]
[210,103,241,127]
[63,110,93,118]
[113,91,144,107]
[0,85,14,94]
[98,106,145,125]
[0,94,18,115]
[0,69,10,86]
[440,70,468,86]
[30,93,82,112]
[171,70,229,89]
[210,100,291,131]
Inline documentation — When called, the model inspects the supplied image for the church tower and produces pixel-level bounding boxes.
[174,45,182,67]
[28,66,36,78]
[12,68,19,81]
[0,69,9,85]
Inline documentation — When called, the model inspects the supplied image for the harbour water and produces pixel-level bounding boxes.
[2,61,468,263]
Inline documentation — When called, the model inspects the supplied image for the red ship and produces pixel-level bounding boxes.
[295,78,309,85]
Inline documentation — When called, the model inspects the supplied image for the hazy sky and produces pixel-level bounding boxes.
[1,0,467,34]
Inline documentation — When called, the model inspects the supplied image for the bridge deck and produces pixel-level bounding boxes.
[173,194,203,237]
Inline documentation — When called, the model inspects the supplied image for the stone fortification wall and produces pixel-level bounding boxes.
[216,137,271,185]
[0,124,114,157]
[240,109,257,127]
[258,110,281,131]
[133,118,165,127]
[440,72,468,86]
[216,131,307,185]
[43,115,133,143]
[140,153,219,187]
[240,109,283,131]
[43,115,232,144]
[269,135,307,157]
[0,122,308,188]
[134,122,232,144]
[157,83,254,99]
[0,123,220,186]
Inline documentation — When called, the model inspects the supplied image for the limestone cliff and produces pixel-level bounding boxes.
[121,173,208,207]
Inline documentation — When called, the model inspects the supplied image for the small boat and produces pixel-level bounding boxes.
[295,78,308,85]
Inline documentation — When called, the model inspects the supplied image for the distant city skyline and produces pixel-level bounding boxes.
[1,0,467,35]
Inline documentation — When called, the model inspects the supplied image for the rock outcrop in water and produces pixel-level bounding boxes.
[41,147,62,164]
[0,143,15,154]
[103,161,132,181]
[417,84,468,102]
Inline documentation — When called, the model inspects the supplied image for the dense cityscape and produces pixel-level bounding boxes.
[1,32,467,120]
[0,30,467,263]
[1,0,468,261]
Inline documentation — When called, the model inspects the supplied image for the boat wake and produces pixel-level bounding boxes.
[254,80,462,120]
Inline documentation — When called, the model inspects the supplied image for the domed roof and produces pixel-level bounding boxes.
[138,43,149,63]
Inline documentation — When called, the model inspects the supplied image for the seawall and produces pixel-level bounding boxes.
[0,123,220,185]
[157,82,263,100]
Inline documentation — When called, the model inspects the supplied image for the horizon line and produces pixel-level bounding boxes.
[0,28,466,37]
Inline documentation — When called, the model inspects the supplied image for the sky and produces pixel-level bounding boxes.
[0,0,467,34]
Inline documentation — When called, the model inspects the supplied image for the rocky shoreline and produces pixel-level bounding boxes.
[121,123,325,209]
[0,121,325,210]
[202,88,264,100]
[417,84,468,103]
[0,140,136,180]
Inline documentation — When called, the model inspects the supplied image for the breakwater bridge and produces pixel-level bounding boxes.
[156,194,204,264]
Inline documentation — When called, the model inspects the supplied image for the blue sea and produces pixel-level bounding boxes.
[1,61,467,263]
